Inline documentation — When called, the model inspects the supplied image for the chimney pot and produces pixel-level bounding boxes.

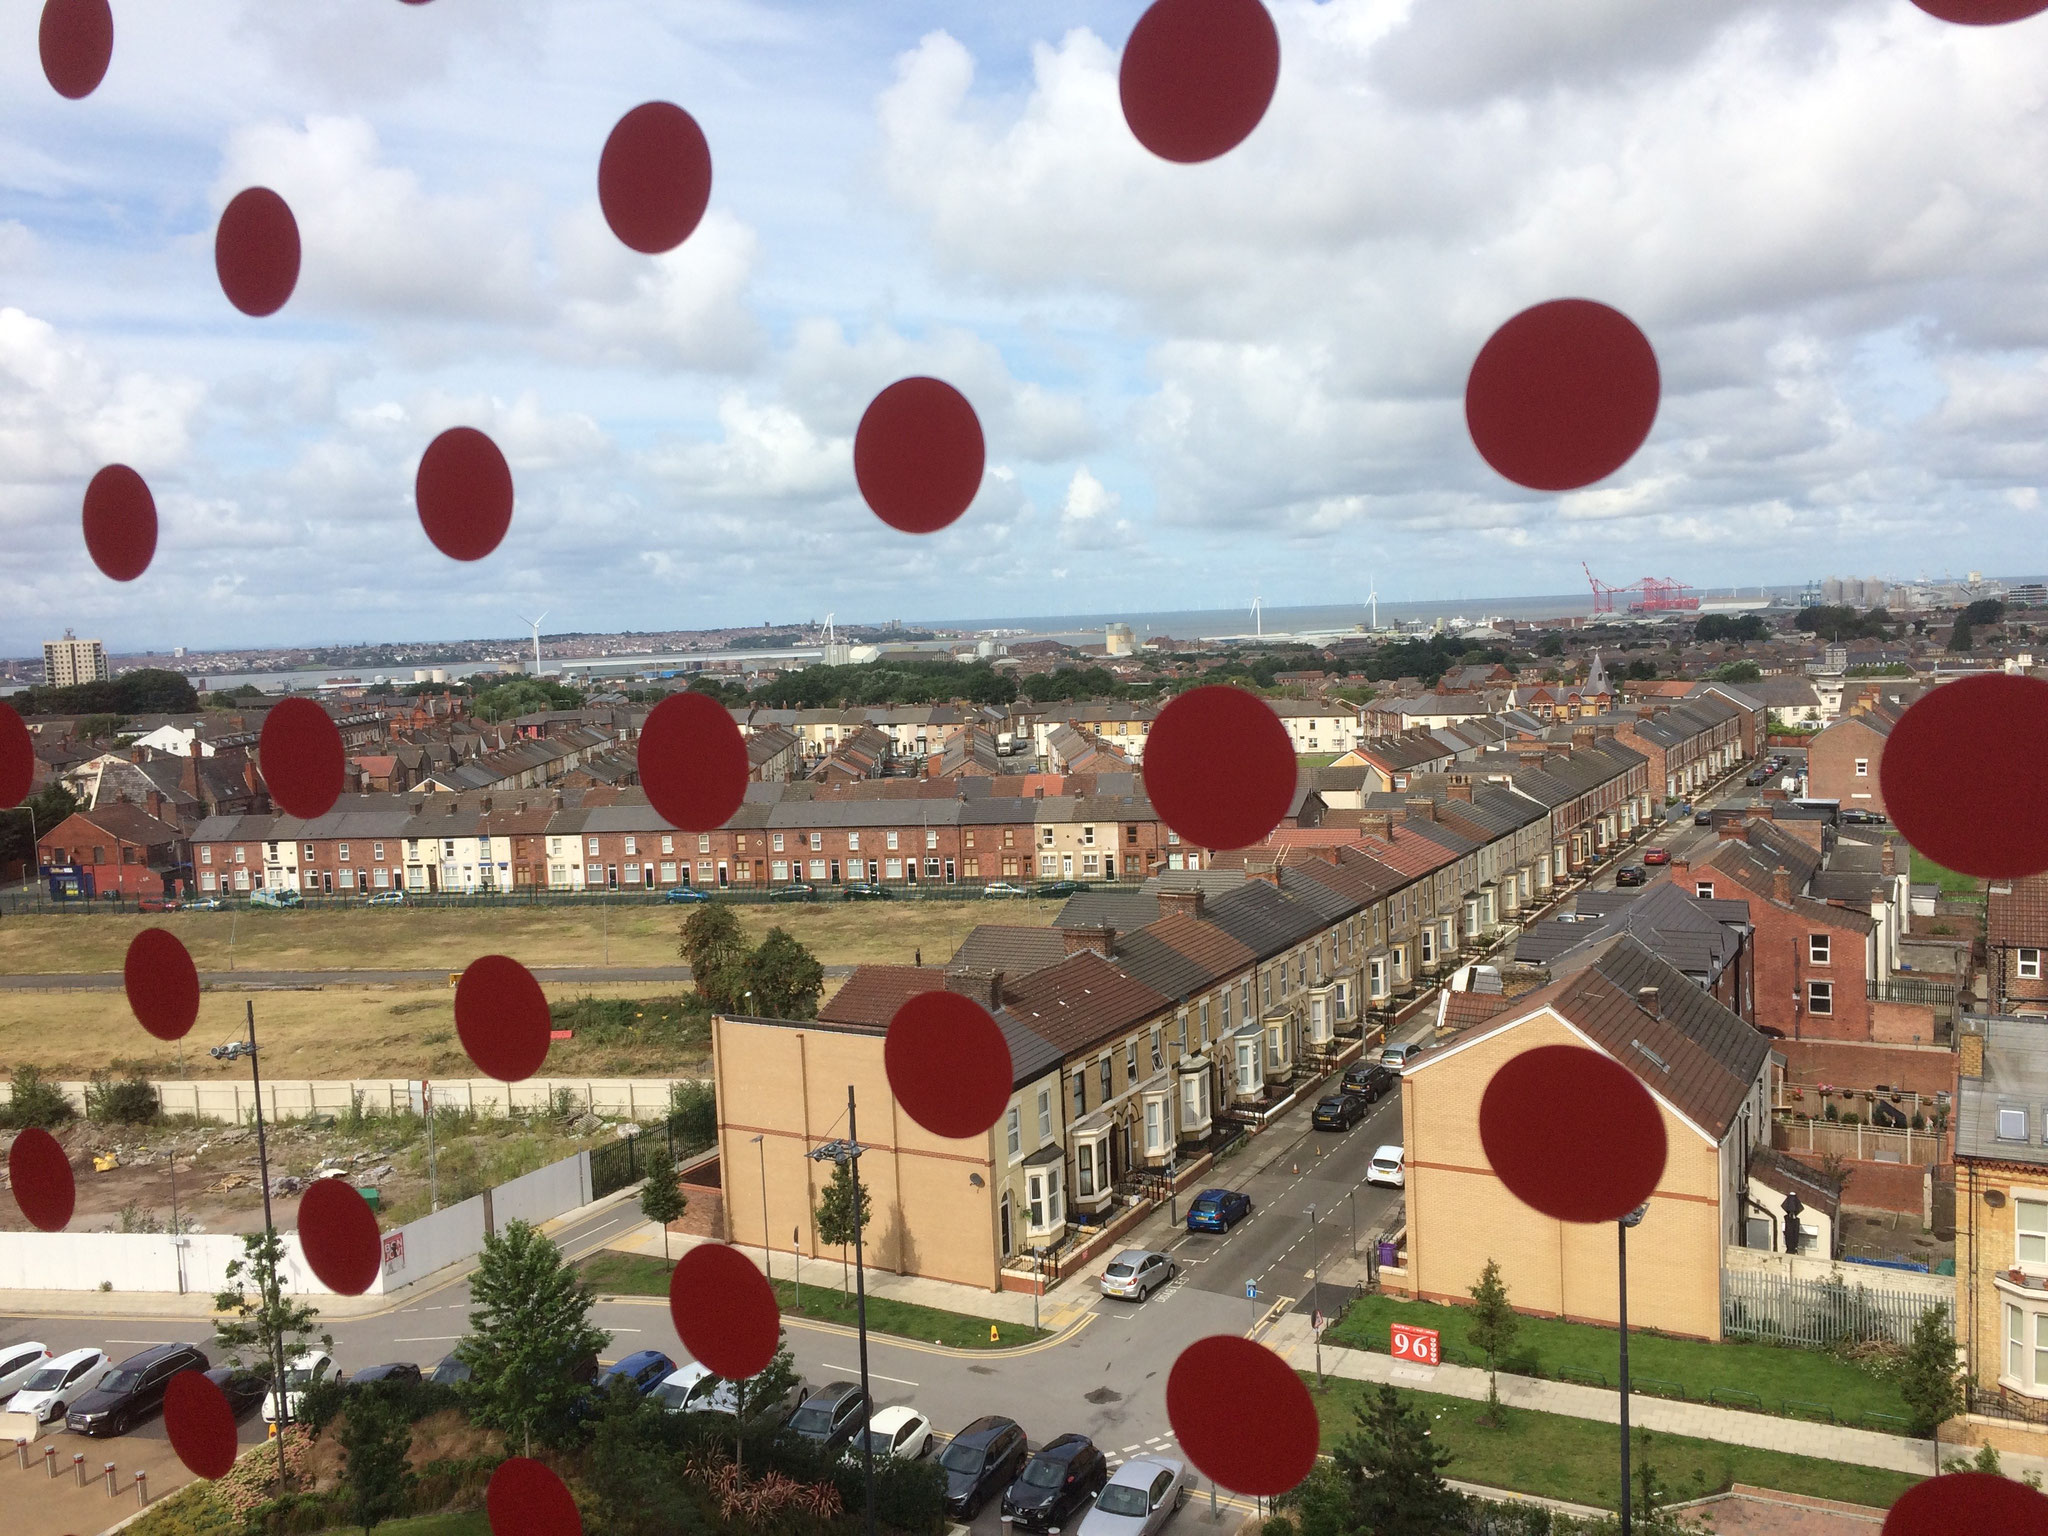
[1880,840,1897,878]
[1638,986,1659,1016]
[1404,797,1438,822]
[1359,810,1394,841]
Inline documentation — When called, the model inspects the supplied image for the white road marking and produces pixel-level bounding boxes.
[394,1336,463,1343]
[824,1366,918,1387]
[1120,1445,1143,1454]
[104,1339,173,1345]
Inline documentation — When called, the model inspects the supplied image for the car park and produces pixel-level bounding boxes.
[840,882,892,900]
[663,885,711,903]
[1643,847,1671,866]
[1003,1432,1110,1533]
[427,1353,470,1387]
[1185,1187,1251,1233]
[981,882,1029,898]
[787,1381,868,1449]
[203,1366,268,1420]
[365,889,406,906]
[1099,1249,1177,1301]
[656,1364,807,1426]
[0,1342,51,1400]
[770,883,819,903]
[597,1350,677,1396]
[939,1415,1030,1519]
[853,1404,933,1461]
[7,1347,108,1424]
[265,1351,336,1424]
[1366,1144,1407,1188]
[1614,865,1647,887]
[350,1361,423,1389]
[1077,1456,1187,1536]
[66,1342,209,1436]
[1380,1041,1424,1073]
[1312,1090,1368,1130]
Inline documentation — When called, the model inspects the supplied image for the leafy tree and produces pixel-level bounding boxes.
[1960,597,2006,628]
[679,903,748,1010]
[813,1159,872,1293]
[467,677,586,722]
[668,1079,717,1154]
[1948,621,1975,653]
[587,1381,699,1536]
[85,1068,159,1124]
[1467,1259,1520,1425]
[214,1229,333,1489]
[0,1065,76,1129]
[1695,613,1768,644]
[1708,660,1762,682]
[704,1332,803,1473]
[75,712,130,740]
[1294,1385,1461,1536]
[14,668,199,716]
[1795,605,1893,643]
[638,1142,687,1261]
[1537,631,1567,658]
[1900,1304,1963,1438]
[337,1385,416,1533]
[740,926,825,1019]
[1624,659,1658,680]
[0,780,78,874]
[456,1220,610,1456]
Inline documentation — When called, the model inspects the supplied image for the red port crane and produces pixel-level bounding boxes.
[1583,564,1699,615]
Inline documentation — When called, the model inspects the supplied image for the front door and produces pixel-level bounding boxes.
[1062,853,1074,878]
[999,1194,1012,1258]
[944,859,955,883]
[830,859,841,883]
[606,865,618,889]
[717,862,729,887]
[322,871,333,894]
[867,860,878,882]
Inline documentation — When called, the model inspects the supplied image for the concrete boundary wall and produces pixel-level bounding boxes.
[0,1076,704,1124]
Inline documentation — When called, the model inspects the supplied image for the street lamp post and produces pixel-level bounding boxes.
[1618,1201,1648,1536]
[752,1135,770,1287]
[1306,1203,1323,1384]
[808,1088,875,1536]
[243,1001,290,1497]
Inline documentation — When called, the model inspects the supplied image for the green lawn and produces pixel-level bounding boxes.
[576,1250,1048,1350]
[1326,1295,1910,1428]
[321,1517,489,1536]
[1908,848,1982,900]
[1306,1377,1917,1513]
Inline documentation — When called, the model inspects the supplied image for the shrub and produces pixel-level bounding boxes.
[670,1079,716,1153]
[1,1065,75,1129]
[86,1068,160,1124]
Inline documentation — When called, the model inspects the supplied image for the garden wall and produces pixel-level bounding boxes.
[0,1075,706,1124]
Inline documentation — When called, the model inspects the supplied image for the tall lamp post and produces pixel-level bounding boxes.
[808,1087,875,1536]
[1305,1203,1323,1384]
[1618,1201,1648,1536]
[243,1000,291,1496]
[751,1134,770,1287]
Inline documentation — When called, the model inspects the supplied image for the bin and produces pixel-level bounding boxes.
[356,1187,381,1213]
[1377,1240,1398,1267]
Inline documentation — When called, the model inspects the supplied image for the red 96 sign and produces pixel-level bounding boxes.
[1390,1323,1440,1366]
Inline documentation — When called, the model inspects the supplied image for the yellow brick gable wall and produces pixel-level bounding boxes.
[1405,1009,1726,1341]
[1958,1160,2048,1454]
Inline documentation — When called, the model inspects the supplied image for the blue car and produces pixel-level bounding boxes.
[1185,1187,1252,1233]
[663,886,711,904]
[598,1350,677,1396]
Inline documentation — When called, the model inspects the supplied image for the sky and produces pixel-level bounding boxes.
[5,0,2048,656]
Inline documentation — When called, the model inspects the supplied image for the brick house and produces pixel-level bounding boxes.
[1990,874,2048,1017]
[1805,705,1900,814]
[37,805,184,897]
[1609,697,1746,803]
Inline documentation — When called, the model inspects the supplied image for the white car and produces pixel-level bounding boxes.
[0,1341,51,1400]
[853,1404,933,1461]
[1076,1456,1187,1536]
[5,1346,106,1423]
[1366,1144,1406,1188]
[1379,1042,1424,1073]
[981,882,1029,898]
[263,1350,336,1424]
[651,1363,714,1412]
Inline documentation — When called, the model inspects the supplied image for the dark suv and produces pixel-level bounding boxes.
[787,1381,869,1449]
[1002,1432,1108,1532]
[66,1342,208,1436]
[1343,1062,1393,1102]
[940,1415,1030,1519]
[1312,1091,1367,1130]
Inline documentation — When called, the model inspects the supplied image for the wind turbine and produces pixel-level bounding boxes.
[1366,575,1379,632]
[1251,595,1263,638]
[517,611,549,679]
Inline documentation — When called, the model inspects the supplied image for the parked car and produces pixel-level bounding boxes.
[1099,1249,1177,1301]
[1077,1456,1188,1536]
[939,1415,1030,1519]
[1694,811,1714,827]
[981,882,1029,898]
[264,1351,336,1424]
[597,1350,677,1397]
[1366,1144,1407,1188]
[1642,847,1671,866]
[210,1038,255,1062]
[655,1364,807,1426]
[1311,1091,1368,1131]
[365,889,406,906]
[1379,1041,1424,1073]
[137,895,179,913]
[7,1347,108,1424]
[663,885,712,904]
[349,1361,423,1390]
[770,883,819,903]
[1003,1432,1110,1533]
[427,1352,470,1387]
[1746,769,1770,786]
[249,888,301,909]
[0,1341,51,1400]
[1841,809,1888,826]
[651,1363,713,1412]
[787,1381,868,1449]
[202,1366,268,1420]
[66,1341,209,1436]
[1033,880,1089,898]
[1614,865,1647,888]
[184,896,226,910]
[852,1404,933,1461]
[1342,1062,1393,1102]
[840,882,892,901]
[1185,1187,1252,1233]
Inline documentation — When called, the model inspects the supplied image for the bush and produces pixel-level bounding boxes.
[86,1068,160,1125]
[1,1065,75,1129]
[671,1079,716,1153]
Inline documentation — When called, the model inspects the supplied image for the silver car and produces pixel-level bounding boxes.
[1077,1456,1187,1536]
[1099,1249,1177,1302]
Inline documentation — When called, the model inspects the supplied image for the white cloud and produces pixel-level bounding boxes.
[0,308,204,484]
[1056,463,1134,550]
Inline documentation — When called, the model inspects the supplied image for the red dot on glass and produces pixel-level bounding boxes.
[853,377,985,535]
[8,1128,76,1232]
[1882,674,2048,879]
[1479,1044,1667,1222]
[1884,1472,2048,1534]
[82,464,157,582]
[886,991,1013,1139]
[164,1370,237,1480]
[259,697,345,819]
[1167,1336,1317,1495]
[416,427,514,561]
[638,693,748,834]
[488,1457,583,1536]
[1142,685,1297,851]
[669,1243,779,1381]
[0,703,31,808]
[298,1176,381,1295]
[1465,298,1660,492]
[1912,0,2048,21]
[216,188,302,318]
[455,955,552,1083]
[40,0,113,100]
[125,927,200,1043]
[1119,0,1280,164]
[598,102,714,256]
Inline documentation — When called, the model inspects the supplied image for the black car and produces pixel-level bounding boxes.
[1694,811,1714,827]
[427,1352,470,1387]
[65,1342,208,1436]
[787,1381,869,1449]
[939,1415,1030,1519]
[771,883,820,903]
[350,1361,423,1390]
[1342,1062,1394,1102]
[1614,865,1647,887]
[839,882,891,901]
[1033,880,1090,899]
[1311,1091,1368,1131]
[204,1366,268,1420]
[1002,1433,1109,1533]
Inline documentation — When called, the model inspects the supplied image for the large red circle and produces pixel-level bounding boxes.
[1166,1336,1318,1496]
[852,378,985,535]
[82,464,158,582]
[1142,685,1297,851]
[886,991,1013,1139]
[1119,0,1280,164]
[455,955,552,1082]
[298,1177,381,1295]
[669,1243,780,1382]
[1884,1472,2048,1533]
[125,928,200,1043]
[259,697,345,820]
[216,188,302,318]
[39,0,113,99]
[0,703,30,808]
[598,102,714,255]
[1465,299,1660,492]
[487,1457,583,1536]
[638,693,748,834]
[1912,1,2048,21]
[164,1370,237,1480]
[1479,1045,1667,1223]
[1882,674,2048,879]
[8,1128,76,1232]
[416,427,514,561]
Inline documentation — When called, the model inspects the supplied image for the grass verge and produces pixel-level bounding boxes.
[576,1250,1048,1350]
[1306,1376,1917,1513]
[1908,848,1982,900]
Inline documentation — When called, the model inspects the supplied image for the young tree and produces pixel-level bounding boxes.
[456,1220,611,1456]
[638,1142,688,1261]
[338,1386,416,1533]
[1299,1384,1462,1536]
[1948,620,1975,653]
[813,1159,872,1293]
[1466,1258,1520,1425]
[587,1382,699,1536]
[741,926,826,1019]
[679,903,749,1010]
[713,1331,803,1473]
[213,1229,333,1493]
[1900,1304,1963,1439]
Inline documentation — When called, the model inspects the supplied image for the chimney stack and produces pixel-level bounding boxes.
[1771,866,1793,905]
[1359,810,1394,841]
[1156,888,1207,924]
[1446,776,1474,803]
[1404,797,1438,823]
[945,966,1006,1013]
[1573,725,1596,750]
[1637,704,1656,719]
[1061,924,1115,959]
[1881,840,1897,878]
[1671,857,1689,880]
[1637,986,1660,1016]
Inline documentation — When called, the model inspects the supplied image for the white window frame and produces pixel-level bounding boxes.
[2021,948,2044,981]
[1810,934,1831,965]
[1807,980,1833,1016]
[1006,1107,1021,1161]
[2019,1196,2048,1268]
[1037,1088,1052,1141]
[698,834,712,854]
[662,835,674,855]
[1854,758,1869,777]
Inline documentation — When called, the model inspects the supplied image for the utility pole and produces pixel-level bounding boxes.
[1619,1203,1647,1535]
[808,1092,875,1536]
[424,1080,439,1212]
[245,1001,290,1497]
[1306,1203,1323,1384]
[752,1135,769,1287]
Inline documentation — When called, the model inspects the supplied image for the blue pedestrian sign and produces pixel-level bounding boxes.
[1245,1280,1258,1299]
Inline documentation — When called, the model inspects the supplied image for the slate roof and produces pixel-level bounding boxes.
[1989,874,2048,951]
[1055,891,1161,930]
[1201,879,1329,957]
[1106,928,1217,1002]
[1146,912,1259,983]
[1000,951,1172,1055]
[1957,1015,2048,1167]
[947,925,1070,976]
[817,965,935,1028]
[1514,881,1751,983]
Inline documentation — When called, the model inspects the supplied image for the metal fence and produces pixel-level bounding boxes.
[1722,1267,1948,1347]
[588,1104,717,1200]
[1868,975,1962,1010]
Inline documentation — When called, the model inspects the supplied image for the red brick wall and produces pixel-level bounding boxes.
[1776,1038,1958,1098]
[1807,718,1888,814]
[1870,999,1939,1045]
[1784,1151,1925,1215]
[1679,871,1874,1041]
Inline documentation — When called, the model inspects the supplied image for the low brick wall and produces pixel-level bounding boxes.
[1777,1038,1957,1098]
[1783,1150,1928,1215]
[1871,999,1940,1045]
[670,1186,725,1240]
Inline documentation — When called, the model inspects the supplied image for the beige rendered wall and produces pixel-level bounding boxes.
[1405,1009,1727,1341]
